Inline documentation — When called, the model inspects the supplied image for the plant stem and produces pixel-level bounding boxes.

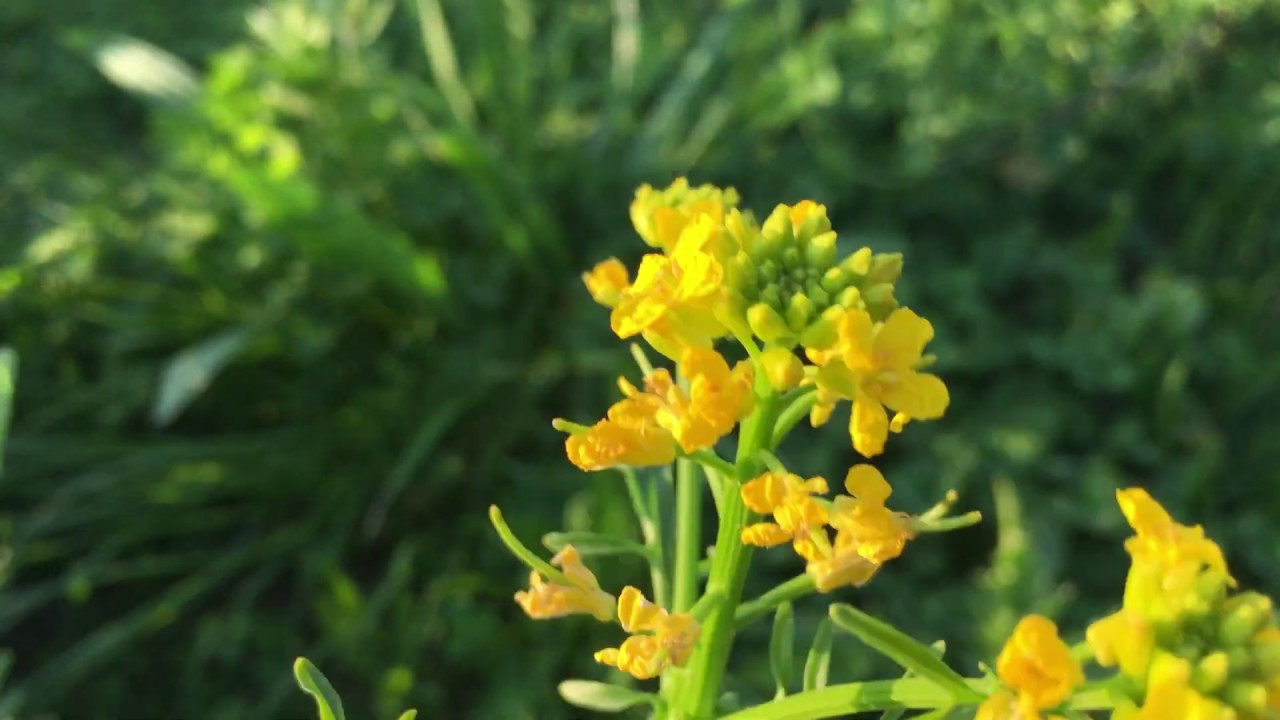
[623,468,669,609]
[675,389,779,718]
[734,575,816,629]
[673,455,702,613]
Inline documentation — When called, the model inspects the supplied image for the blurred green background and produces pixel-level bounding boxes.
[2,0,1279,717]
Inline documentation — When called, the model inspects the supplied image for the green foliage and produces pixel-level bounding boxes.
[2,0,1279,717]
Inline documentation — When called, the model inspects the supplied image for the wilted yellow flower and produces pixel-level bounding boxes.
[630,177,738,253]
[582,258,631,308]
[739,471,830,558]
[977,615,1082,720]
[805,465,914,591]
[611,216,733,359]
[564,395,676,471]
[1087,609,1154,679]
[809,307,948,457]
[619,347,754,453]
[594,586,701,680]
[1116,488,1232,622]
[514,545,616,622]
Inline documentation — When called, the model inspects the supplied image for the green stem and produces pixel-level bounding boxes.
[675,390,780,718]
[770,386,817,448]
[734,575,816,629]
[673,455,702,613]
[623,468,669,609]
[687,449,736,480]
[908,511,984,534]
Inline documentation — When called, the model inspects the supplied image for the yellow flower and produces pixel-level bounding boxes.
[582,258,631,308]
[514,545,616,622]
[759,347,805,391]
[611,216,733,358]
[1086,609,1154,679]
[809,307,948,457]
[564,395,676,471]
[805,465,914,592]
[1125,658,1237,720]
[630,177,738,253]
[594,586,701,680]
[1115,488,1232,622]
[619,347,754,453]
[977,615,1082,720]
[739,471,830,557]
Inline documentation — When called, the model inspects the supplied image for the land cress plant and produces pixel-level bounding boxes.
[296,180,1280,720]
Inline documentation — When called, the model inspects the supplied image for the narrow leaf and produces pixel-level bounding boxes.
[152,327,252,426]
[803,618,833,692]
[718,677,968,720]
[0,348,15,480]
[542,531,649,558]
[770,601,795,697]
[395,712,418,720]
[557,680,656,713]
[293,658,347,720]
[829,605,979,702]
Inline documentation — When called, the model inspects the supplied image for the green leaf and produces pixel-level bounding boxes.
[717,677,969,720]
[828,605,980,702]
[395,712,418,720]
[803,618,833,692]
[0,347,15,480]
[881,640,947,720]
[151,327,253,427]
[293,658,347,720]
[541,531,650,558]
[770,601,796,697]
[557,680,657,713]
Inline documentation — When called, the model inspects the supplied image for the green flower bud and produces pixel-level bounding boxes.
[761,205,796,245]
[805,283,830,308]
[760,285,784,312]
[838,286,863,310]
[1192,652,1230,694]
[861,283,897,316]
[866,252,904,285]
[841,247,873,277]
[800,311,839,350]
[729,252,756,291]
[759,259,780,284]
[805,232,837,270]
[1222,593,1273,646]
[789,267,807,283]
[820,267,848,295]
[1225,681,1267,714]
[782,247,802,270]
[1254,636,1280,677]
[786,293,815,333]
[748,303,793,345]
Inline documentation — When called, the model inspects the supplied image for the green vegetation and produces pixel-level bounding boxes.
[2,0,1278,717]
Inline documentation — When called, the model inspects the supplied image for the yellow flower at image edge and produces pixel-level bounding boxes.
[514,545,615,622]
[977,615,1082,720]
[809,307,948,457]
[594,587,701,680]
[582,258,630,308]
[630,177,738,253]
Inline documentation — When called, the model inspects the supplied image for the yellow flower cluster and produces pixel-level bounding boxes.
[513,546,701,681]
[574,177,950,460]
[739,465,915,592]
[564,346,754,471]
[594,587,702,680]
[979,615,1083,720]
[984,489,1279,720]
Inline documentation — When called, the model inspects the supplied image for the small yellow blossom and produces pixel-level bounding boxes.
[582,258,631,308]
[594,586,701,680]
[809,307,948,457]
[514,545,616,622]
[630,177,738,253]
[1121,657,1237,720]
[611,216,733,358]
[739,471,830,558]
[564,395,676,471]
[977,615,1083,720]
[1086,609,1154,679]
[806,465,914,592]
[619,347,754,453]
[1116,488,1232,622]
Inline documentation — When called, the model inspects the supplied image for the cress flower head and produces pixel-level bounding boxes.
[594,587,701,680]
[978,615,1083,720]
[1087,488,1280,720]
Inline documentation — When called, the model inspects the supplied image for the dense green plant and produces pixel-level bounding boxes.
[1,0,1278,717]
